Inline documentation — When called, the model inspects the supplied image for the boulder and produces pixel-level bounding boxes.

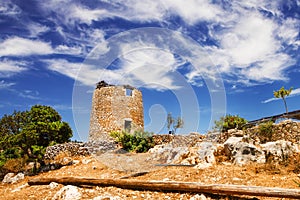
[194,142,216,164]
[224,136,265,165]
[149,145,189,164]
[149,142,216,168]
[52,185,81,200]
[224,137,243,156]
[231,142,265,165]
[2,172,24,184]
[261,140,298,163]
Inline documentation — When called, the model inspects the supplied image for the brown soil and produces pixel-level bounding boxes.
[1,152,300,200]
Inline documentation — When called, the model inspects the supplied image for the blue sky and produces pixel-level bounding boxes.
[0,0,300,141]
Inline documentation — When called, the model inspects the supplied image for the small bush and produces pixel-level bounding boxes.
[258,121,274,143]
[2,157,28,173]
[214,115,247,132]
[110,130,155,153]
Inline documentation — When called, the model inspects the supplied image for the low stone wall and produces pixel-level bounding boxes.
[43,143,90,162]
[153,133,205,147]
[246,120,300,143]
[269,120,300,142]
[218,120,300,144]
[43,141,118,162]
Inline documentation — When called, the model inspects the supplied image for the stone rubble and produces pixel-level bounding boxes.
[261,140,298,163]
[44,142,90,163]
[2,172,24,184]
[52,185,82,200]
[230,141,266,166]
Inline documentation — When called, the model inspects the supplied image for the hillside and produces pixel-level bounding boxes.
[2,120,300,199]
[1,152,300,200]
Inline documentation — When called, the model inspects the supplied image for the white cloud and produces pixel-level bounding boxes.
[27,23,50,37]
[0,1,21,16]
[262,88,300,103]
[0,59,27,77]
[39,0,166,26]
[45,49,187,91]
[45,59,118,86]
[290,88,300,97]
[219,14,278,66]
[52,104,72,111]
[45,59,82,81]
[278,18,300,48]
[55,45,84,55]
[0,37,53,56]
[240,53,294,83]
[204,3,299,85]
[70,5,109,25]
[0,80,15,89]
[120,49,185,90]
[18,90,40,100]
[35,0,299,88]
[164,0,224,24]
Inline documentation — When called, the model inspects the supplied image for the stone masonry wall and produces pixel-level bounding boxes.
[218,120,300,143]
[89,85,144,141]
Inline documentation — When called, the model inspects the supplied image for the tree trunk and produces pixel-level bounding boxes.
[283,97,288,114]
[28,177,300,199]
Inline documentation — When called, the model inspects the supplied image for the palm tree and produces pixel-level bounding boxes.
[273,86,293,114]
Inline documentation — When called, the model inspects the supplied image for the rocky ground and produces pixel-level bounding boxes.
[2,120,300,199]
[1,152,300,200]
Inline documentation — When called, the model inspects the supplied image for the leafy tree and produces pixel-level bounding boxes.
[166,113,184,134]
[214,114,247,132]
[0,105,72,164]
[273,86,293,114]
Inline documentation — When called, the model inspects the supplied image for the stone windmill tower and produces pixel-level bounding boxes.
[89,81,144,141]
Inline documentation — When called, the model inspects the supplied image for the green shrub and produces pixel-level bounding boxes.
[110,130,155,153]
[257,121,274,143]
[214,114,247,132]
[0,104,73,175]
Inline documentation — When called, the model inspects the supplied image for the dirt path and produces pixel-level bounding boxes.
[94,151,161,173]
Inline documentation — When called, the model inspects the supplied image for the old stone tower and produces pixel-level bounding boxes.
[89,81,144,141]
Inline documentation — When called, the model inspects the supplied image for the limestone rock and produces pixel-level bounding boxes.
[52,185,81,200]
[261,140,298,162]
[149,145,189,164]
[194,142,216,164]
[49,182,59,189]
[231,142,265,165]
[204,131,221,143]
[224,137,243,157]
[2,172,24,184]
[228,129,244,137]
[149,142,216,168]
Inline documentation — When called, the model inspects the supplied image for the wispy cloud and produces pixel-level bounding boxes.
[27,22,50,37]
[0,1,21,17]
[45,48,186,91]
[0,80,15,89]
[0,59,28,77]
[262,88,300,103]
[52,104,72,111]
[0,37,53,57]
[18,90,40,100]
[1,0,299,91]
